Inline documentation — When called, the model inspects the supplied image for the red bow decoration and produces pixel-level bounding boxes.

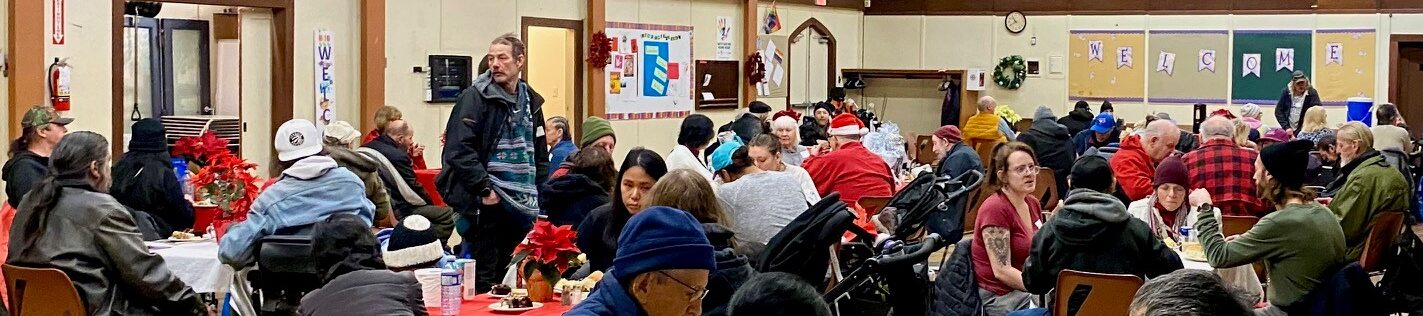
[512,221,581,286]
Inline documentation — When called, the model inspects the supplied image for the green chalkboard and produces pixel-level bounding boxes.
[1232,30,1312,104]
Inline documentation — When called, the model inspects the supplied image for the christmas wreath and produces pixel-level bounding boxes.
[746,52,766,84]
[993,55,1027,90]
[587,32,611,68]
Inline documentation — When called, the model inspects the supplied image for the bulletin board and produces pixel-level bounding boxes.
[1314,29,1376,105]
[756,35,789,98]
[603,22,695,120]
[1231,30,1312,104]
[1146,31,1230,105]
[1068,30,1146,102]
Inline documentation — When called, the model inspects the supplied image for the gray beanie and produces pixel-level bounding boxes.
[1034,105,1056,121]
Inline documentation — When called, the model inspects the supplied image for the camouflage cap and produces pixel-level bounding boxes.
[21,106,74,128]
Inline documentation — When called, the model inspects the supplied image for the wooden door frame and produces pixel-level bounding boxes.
[522,17,586,140]
[110,0,294,159]
[1389,34,1423,103]
[785,18,837,109]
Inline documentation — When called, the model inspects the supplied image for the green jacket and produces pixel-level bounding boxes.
[1194,203,1346,307]
[1328,153,1410,261]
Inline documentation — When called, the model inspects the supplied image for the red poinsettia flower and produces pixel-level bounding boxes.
[183,131,259,221]
[514,221,581,272]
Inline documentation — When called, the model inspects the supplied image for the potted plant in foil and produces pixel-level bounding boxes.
[511,221,581,302]
[173,131,259,240]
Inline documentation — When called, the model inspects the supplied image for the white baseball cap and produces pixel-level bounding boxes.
[275,119,323,162]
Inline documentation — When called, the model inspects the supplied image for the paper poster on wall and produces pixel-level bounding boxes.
[1315,29,1376,104]
[603,22,693,120]
[1198,49,1216,72]
[1147,30,1229,105]
[757,35,790,98]
[313,29,336,128]
[1156,52,1176,76]
[966,68,986,91]
[1275,48,1296,72]
[1242,54,1262,77]
[1069,30,1145,102]
[716,16,734,60]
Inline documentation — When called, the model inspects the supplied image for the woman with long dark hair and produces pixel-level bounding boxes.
[7,132,206,315]
[576,147,668,273]
[539,145,617,229]
[3,106,71,208]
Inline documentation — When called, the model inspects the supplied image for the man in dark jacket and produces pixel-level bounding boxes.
[1071,112,1121,155]
[300,214,427,316]
[799,102,834,147]
[1022,155,1183,300]
[111,118,195,237]
[1275,71,1322,132]
[720,101,771,143]
[438,33,550,292]
[362,120,455,246]
[1058,101,1095,136]
[1017,105,1074,204]
[932,125,983,236]
[703,222,756,316]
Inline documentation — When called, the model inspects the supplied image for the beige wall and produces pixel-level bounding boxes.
[862,13,1423,135]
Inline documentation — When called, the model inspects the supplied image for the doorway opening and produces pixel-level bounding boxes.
[1392,37,1423,136]
[522,17,585,140]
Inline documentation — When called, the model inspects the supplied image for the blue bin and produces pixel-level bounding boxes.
[1346,97,1374,126]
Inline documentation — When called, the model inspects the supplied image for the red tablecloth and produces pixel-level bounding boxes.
[425,294,573,316]
[416,169,446,206]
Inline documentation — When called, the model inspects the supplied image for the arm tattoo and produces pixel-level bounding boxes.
[983,227,1012,265]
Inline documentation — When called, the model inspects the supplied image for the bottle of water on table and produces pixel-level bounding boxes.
[441,268,461,315]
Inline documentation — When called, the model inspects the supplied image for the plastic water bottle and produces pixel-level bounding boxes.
[441,268,461,315]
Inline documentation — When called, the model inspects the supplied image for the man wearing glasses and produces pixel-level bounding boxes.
[568,206,716,316]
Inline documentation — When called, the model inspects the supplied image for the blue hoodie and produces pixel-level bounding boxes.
[219,155,376,267]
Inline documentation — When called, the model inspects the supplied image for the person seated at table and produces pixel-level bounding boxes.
[713,140,811,255]
[110,118,195,236]
[1129,269,1255,316]
[8,131,208,316]
[382,215,448,272]
[930,125,985,237]
[539,146,616,229]
[665,114,716,184]
[646,169,756,316]
[5,106,72,209]
[746,134,820,205]
[1127,156,1199,244]
[1020,155,1182,311]
[1192,140,1346,315]
[546,116,576,175]
[578,148,668,273]
[362,119,455,244]
[323,120,395,228]
[1111,120,1183,204]
[1307,135,1339,187]
[726,272,831,316]
[220,119,376,268]
[363,105,427,170]
[300,214,427,316]
[1071,112,1120,155]
[567,207,716,316]
[972,142,1043,316]
[1324,122,1410,261]
[1016,106,1074,202]
[802,113,895,205]
[964,96,1008,145]
[771,111,811,167]
[1182,116,1270,217]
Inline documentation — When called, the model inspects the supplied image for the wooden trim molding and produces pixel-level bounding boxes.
[784,18,836,109]
[1389,35,1423,104]
[110,0,295,160]
[360,0,384,132]
[740,0,758,107]
[10,0,45,138]
[587,0,606,118]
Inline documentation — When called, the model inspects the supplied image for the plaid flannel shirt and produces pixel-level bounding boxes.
[1182,138,1270,216]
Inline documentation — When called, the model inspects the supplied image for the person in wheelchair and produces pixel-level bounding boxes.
[219,119,376,268]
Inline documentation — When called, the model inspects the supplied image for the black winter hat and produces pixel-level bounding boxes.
[1261,140,1314,190]
[828,87,846,101]
[1099,101,1115,113]
[1070,155,1114,193]
[384,215,444,269]
[1074,100,1091,110]
[129,118,168,153]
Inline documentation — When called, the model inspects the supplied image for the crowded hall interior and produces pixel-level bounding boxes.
[2,0,1423,315]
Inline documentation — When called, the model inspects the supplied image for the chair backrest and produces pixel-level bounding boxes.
[3,265,85,316]
[1220,215,1260,237]
[965,187,993,234]
[859,196,891,216]
[972,140,1004,171]
[1053,270,1144,316]
[916,134,937,165]
[258,234,317,274]
[1033,168,1058,209]
[1360,211,1407,272]
[1014,118,1034,133]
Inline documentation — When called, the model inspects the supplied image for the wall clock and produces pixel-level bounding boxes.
[1005,11,1027,34]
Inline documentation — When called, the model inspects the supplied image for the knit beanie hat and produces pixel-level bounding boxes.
[580,116,616,148]
[1240,103,1262,118]
[384,215,444,269]
[1070,155,1114,193]
[1033,105,1056,121]
[1261,140,1314,189]
[611,207,716,283]
[1100,101,1115,113]
[323,120,361,146]
[1074,100,1091,110]
[129,118,168,153]
[934,125,963,143]
[1153,155,1189,188]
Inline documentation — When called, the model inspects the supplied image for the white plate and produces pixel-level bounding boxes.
[487,301,542,312]
[166,236,213,243]
[487,293,509,298]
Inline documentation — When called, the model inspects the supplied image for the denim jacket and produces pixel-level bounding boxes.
[219,156,375,267]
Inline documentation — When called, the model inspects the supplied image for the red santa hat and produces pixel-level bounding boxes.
[827,113,867,136]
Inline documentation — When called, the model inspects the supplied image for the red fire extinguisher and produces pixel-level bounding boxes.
[48,58,71,112]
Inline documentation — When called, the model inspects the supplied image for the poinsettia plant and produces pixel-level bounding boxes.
[174,131,260,221]
[511,221,581,286]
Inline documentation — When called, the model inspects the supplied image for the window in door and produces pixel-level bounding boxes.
[123,17,212,120]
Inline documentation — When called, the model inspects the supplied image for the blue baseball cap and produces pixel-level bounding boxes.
[710,139,744,173]
[1090,112,1117,134]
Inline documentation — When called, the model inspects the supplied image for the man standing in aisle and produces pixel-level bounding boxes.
[438,33,550,292]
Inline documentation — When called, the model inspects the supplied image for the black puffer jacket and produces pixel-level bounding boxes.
[1017,118,1074,203]
[1057,108,1095,136]
[538,174,610,229]
[1022,189,1183,296]
[2,151,47,208]
[930,238,981,316]
[703,223,756,316]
